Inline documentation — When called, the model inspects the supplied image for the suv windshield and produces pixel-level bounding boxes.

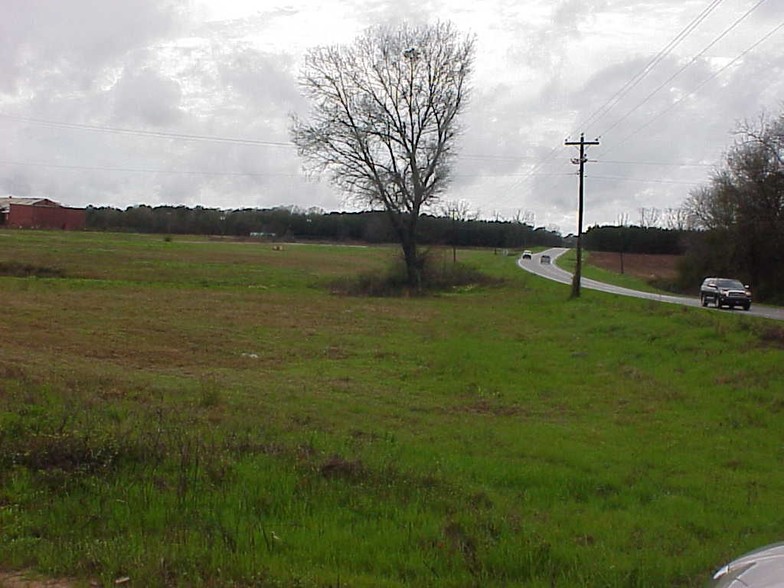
[716,279,744,289]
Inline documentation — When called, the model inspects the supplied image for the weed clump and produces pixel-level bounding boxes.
[8,432,121,474]
[0,261,64,278]
[756,325,784,348]
[319,454,364,479]
[330,253,504,296]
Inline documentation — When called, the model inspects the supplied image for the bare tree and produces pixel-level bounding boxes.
[638,207,661,228]
[662,207,689,231]
[510,209,535,250]
[617,212,630,274]
[441,199,474,222]
[441,199,475,262]
[291,23,475,287]
[512,209,535,226]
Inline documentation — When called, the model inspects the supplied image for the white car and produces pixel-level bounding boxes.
[522,250,532,260]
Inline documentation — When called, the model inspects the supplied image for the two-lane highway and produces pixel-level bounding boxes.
[518,247,784,321]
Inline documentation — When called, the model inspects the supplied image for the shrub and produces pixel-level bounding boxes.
[329,251,504,296]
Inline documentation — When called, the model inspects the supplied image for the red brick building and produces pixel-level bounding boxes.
[0,197,86,230]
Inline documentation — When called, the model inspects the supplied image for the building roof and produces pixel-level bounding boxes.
[0,196,61,213]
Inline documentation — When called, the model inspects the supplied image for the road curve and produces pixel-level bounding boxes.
[517,247,784,321]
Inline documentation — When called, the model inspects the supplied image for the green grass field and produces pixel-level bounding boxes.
[1,231,783,587]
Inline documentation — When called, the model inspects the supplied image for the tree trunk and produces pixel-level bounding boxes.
[401,237,421,290]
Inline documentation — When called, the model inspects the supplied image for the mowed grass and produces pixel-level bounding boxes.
[1,231,783,587]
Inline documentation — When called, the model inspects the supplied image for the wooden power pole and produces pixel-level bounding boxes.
[565,133,599,298]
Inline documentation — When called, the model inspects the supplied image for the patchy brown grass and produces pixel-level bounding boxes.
[0,261,64,278]
[756,325,784,348]
[587,251,680,282]
[0,571,84,587]
[319,454,365,479]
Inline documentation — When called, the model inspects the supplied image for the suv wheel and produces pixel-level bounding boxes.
[701,295,708,307]
[744,302,751,311]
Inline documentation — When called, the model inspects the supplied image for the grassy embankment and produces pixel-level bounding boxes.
[1,231,783,587]
[556,248,666,294]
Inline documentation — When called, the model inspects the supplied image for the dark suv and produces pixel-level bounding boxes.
[700,277,751,310]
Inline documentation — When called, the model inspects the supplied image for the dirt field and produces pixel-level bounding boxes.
[587,251,681,282]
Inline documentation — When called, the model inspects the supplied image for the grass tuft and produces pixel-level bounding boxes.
[0,261,65,278]
[319,454,365,479]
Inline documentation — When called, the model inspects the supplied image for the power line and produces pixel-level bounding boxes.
[453,171,573,178]
[0,112,572,188]
[574,0,726,135]
[599,19,784,159]
[0,158,578,180]
[493,1,754,214]
[0,113,294,148]
[457,153,539,161]
[0,159,299,177]
[596,0,770,138]
[480,3,727,215]
[588,174,702,186]
[0,114,572,163]
[477,144,571,212]
[596,159,714,167]
[484,2,728,215]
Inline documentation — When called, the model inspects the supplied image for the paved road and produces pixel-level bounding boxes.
[518,247,784,321]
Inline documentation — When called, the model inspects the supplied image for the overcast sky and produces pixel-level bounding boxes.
[2,0,783,233]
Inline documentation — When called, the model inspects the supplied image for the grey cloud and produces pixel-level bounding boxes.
[0,0,184,95]
[750,0,784,21]
[218,49,302,111]
[521,52,744,227]
[508,0,608,73]
[1,168,32,196]
[551,0,608,35]
[349,0,440,27]
[3,0,784,232]
[111,69,184,126]
[459,85,531,171]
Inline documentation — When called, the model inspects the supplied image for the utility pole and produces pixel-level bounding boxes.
[565,133,599,298]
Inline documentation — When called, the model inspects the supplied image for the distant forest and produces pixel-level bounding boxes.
[85,204,689,253]
[86,205,566,249]
[583,225,688,255]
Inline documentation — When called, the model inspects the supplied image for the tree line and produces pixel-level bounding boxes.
[583,225,687,256]
[682,112,784,303]
[85,204,565,250]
